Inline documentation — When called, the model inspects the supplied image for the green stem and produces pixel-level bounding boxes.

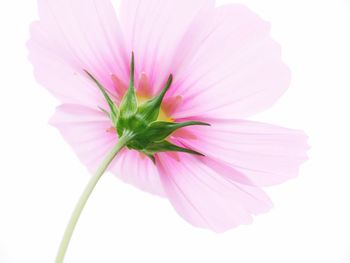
[55,135,130,263]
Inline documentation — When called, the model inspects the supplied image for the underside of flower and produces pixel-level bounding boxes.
[85,53,209,163]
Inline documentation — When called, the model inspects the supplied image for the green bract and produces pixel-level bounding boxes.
[86,53,209,163]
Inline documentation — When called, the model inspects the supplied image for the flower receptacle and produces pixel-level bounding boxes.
[85,53,209,162]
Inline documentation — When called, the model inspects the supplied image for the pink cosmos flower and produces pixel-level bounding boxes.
[28,0,308,237]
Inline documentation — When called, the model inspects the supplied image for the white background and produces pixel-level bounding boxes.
[1,0,350,262]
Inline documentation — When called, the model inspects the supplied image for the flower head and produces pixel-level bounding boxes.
[28,0,308,232]
[86,53,210,163]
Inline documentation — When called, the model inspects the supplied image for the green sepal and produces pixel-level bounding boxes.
[117,53,138,135]
[143,141,205,157]
[144,121,210,143]
[85,70,118,125]
[145,154,156,164]
[136,75,173,123]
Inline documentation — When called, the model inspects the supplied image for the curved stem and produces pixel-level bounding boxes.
[55,135,130,263]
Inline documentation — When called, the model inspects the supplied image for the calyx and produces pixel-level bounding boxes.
[86,53,209,163]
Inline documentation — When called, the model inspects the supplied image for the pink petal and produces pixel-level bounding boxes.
[118,0,215,95]
[51,104,165,196]
[50,104,116,172]
[175,119,309,186]
[157,153,272,232]
[109,150,166,197]
[28,0,128,105]
[28,38,106,107]
[170,4,291,119]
